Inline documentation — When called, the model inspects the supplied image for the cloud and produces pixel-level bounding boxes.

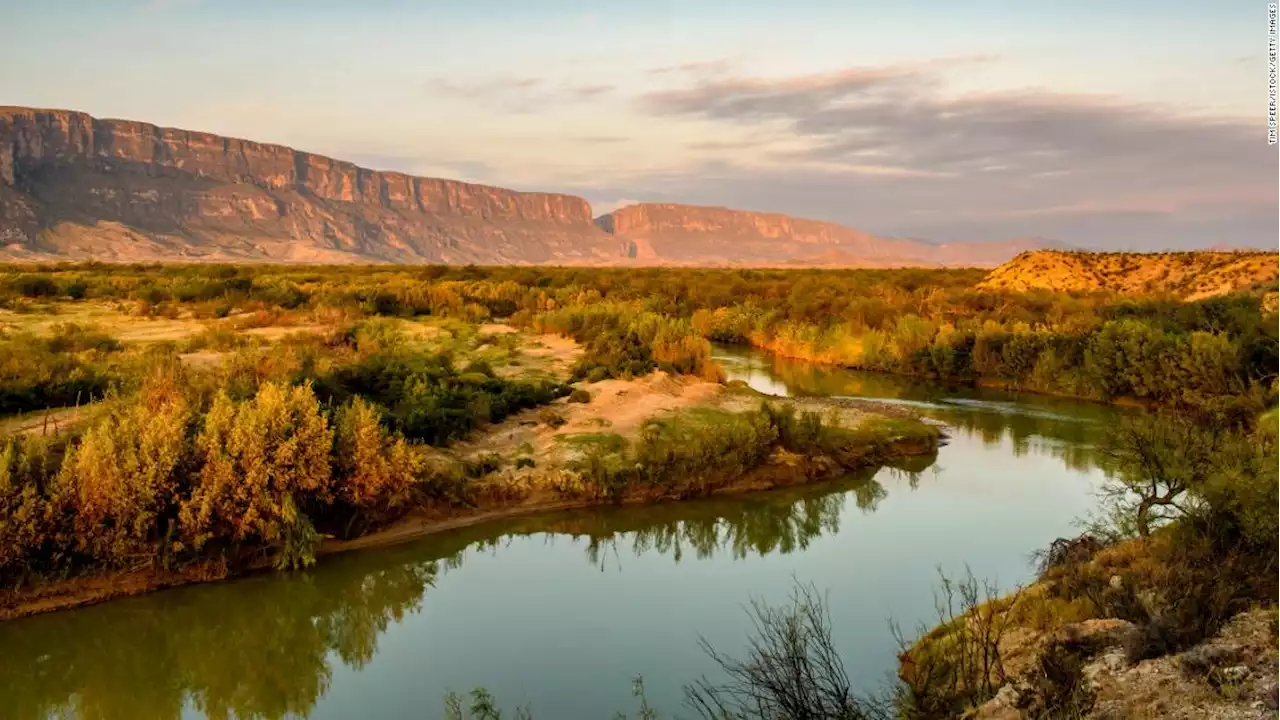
[425,75,614,113]
[640,66,920,120]
[647,59,736,77]
[619,61,1276,249]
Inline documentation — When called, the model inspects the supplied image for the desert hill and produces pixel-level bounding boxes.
[978,250,1279,299]
[0,106,1057,267]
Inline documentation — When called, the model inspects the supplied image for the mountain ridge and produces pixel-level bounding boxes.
[2,105,1059,267]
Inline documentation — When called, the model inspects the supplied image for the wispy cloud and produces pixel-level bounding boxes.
[425,75,615,113]
[647,58,736,77]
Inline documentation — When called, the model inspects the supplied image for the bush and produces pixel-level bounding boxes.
[56,374,193,566]
[0,434,68,586]
[567,388,591,404]
[181,382,333,567]
[538,408,567,428]
[331,397,421,530]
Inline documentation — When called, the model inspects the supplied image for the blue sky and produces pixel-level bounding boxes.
[1,1,1275,248]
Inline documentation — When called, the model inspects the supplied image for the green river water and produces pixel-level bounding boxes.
[0,346,1127,719]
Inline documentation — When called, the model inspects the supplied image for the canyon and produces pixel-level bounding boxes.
[0,106,1056,267]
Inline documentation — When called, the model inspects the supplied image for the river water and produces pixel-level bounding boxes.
[0,346,1125,719]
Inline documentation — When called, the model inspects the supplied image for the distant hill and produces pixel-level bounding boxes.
[978,250,1280,299]
[594,203,1064,268]
[0,106,1059,267]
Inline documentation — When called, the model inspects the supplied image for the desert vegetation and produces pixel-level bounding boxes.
[893,402,1278,717]
[1,262,957,613]
[0,260,1274,718]
[3,262,1274,422]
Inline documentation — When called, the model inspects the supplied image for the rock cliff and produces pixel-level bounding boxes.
[595,203,1060,268]
[0,107,617,264]
[0,106,1051,267]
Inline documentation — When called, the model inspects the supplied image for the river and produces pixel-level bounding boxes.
[0,346,1126,719]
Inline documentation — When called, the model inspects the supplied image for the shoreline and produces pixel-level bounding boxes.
[0,418,939,623]
[721,340,1156,409]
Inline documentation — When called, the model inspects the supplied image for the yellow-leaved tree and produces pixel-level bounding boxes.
[182,381,333,569]
[332,396,421,532]
[56,372,192,567]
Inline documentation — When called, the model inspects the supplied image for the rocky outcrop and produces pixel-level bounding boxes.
[974,610,1279,719]
[0,106,1055,267]
[0,106,616,264]
[978,250,1280,299]
[598,202,877,245]
[595,203,1061,268]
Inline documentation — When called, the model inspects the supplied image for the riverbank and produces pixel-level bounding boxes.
[898,530,1279,718]
[727,338,1163,410]
[0,372,941,622]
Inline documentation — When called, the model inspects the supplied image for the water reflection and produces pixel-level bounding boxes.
[716,345,1121,473]
[0,458,932,719]
[540,467,909,569]
[0,346,1118,720]
[0,548,444,720]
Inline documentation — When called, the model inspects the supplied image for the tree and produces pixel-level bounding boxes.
[181,382,333,567]
[1094,412,1217,538]
[331,396,421,531]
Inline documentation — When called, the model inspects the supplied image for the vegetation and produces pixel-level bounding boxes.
[0,263,964,601]
[899,405,1279,716]
[0,320,577,588]
[0,261,1274,717]
[3,262,1272,418]
[559,404,936,502]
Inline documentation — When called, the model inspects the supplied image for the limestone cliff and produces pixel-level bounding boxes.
[0,107,617,264]
[595,203,1060,268]
[0,106,1053,267]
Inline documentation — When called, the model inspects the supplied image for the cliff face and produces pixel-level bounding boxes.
[0,107,1050,267]
[0,107,614,264]
[598,203,874,245]
[595,203,1053,268]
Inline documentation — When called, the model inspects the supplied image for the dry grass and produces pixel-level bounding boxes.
[978,250,1279,299]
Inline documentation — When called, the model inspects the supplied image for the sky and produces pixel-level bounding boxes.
[1,0,1276,249]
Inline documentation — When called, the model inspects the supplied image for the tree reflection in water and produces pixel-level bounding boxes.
[0,453,936,720]
[727,347,1121,474]
[0,546,446,720]
[1,347,1121,720]
[556,464,922,570]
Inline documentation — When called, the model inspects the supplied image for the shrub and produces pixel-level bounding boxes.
[56,374,193,566]
[181,382,333,566]
[567,388,591,404]
[538,408,567,428]
[331,397,421,527]
[0,434,68,585]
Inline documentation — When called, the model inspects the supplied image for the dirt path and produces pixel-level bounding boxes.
[454,371,724,468]
[0,406,94,437]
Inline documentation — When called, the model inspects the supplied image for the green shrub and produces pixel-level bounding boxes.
[181,382,333,563]
[0,434,69,585]
[57,375,193,566]
[331,397,421,529]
